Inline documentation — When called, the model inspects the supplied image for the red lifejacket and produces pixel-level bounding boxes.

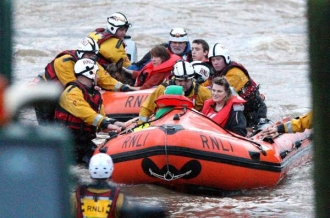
[55,81,103,133]
[92,28,124,67]
[155,95,194,109]
[134,54,181,87]
[202,96,246,127]
[216,61,259,101]
[44,50,78,82]
[75,185,120,218]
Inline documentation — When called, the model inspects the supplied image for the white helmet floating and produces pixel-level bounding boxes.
[107,12,131,35]
[74,58,99,80]
[169,27,189,42]
[208,43,231,64]
[89,153,114,179]
[76,37,99,59]
[172,60,195,80]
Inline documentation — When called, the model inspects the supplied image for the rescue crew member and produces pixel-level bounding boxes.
[191,61,211,85]
[260,110,312,136]
[34,37,132,125]
[138,60,211,123]
[72,153,128,218]
[207,43,267,127]
[128,27,193,71]
[202,77,247,136]
[88,12,132,68]
[55,59,125,165]
[123,45,182,90]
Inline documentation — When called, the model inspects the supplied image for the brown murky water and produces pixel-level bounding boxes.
[12,0,313,217]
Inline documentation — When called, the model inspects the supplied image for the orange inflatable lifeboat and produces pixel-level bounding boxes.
[95,107,313,191]
[101,89,154,121]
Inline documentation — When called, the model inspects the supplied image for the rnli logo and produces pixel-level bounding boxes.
[142,157,201,181]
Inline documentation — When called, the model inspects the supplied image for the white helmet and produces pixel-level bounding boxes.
[172,60,195,80]
[169,28,189,42]
[191,61,211,83]
[107,12,131,35]
[208,43,231,64]
[76,37,99,59]
[74,58,99,80]
[89,153,114,179]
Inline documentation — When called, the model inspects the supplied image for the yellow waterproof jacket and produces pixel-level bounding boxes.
[58,85,107,128]
[42,54,123,91]
[201,67,248,92]
[71,187,125,218]
[279,111,313,133]
[139,82,211,122]
[89,32,131,67]
[223,67,249,93]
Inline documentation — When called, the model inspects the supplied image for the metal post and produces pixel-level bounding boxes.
[0,0,12,83]
[308,0,330,216]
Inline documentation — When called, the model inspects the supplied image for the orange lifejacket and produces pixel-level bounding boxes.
[76,184,120,218]
[134,54,181,87]
[55,81,102,133]
[215,61,259,101]
[155,95,194,109]
[44,50,78,81]
[202,96,246,127]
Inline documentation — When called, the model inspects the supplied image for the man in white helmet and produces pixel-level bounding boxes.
[138,60,211,124]
[88,12,132,68]
[34,37,132,125]
[55,59,126,165]
[208,43,267,127]
[127,27,193,71]
[72,152,168,217]
[72,153,128,217]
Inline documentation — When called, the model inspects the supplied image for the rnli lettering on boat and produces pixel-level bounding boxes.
[200,134,234,152]
[122,133,149,149]
[124,94,149,108]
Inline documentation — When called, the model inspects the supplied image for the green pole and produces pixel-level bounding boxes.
[0,0,12,83]
[308,0,330,216]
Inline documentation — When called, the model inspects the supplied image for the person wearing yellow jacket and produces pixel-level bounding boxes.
[72,153,168,217]
[55,59,125,165]
[34,37,132,125]
[207,43,267,128]
[139,61,211,123]
[88,12,131,68]
[261,111,312,136]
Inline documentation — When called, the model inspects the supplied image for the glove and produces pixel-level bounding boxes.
[120,84,134,92]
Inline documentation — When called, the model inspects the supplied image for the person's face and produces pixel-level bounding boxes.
[115,27,128,40]
[211,83,226,104]
[170,41,187,55]
[151,56,163,67]
[174,78,193,92]
[211,56,226,72]
[192,43,208,61]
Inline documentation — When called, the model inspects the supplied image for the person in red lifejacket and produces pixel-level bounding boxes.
[123,45,182,90]
[88,12,131,68]
[202,76,247,136]
[72,152,168,218]
[33,37,132,125]
[127,27,192,71]
[138,60,211,124]
[206,43,267,128]
[72,153,128,218]
[55,59,125,165]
